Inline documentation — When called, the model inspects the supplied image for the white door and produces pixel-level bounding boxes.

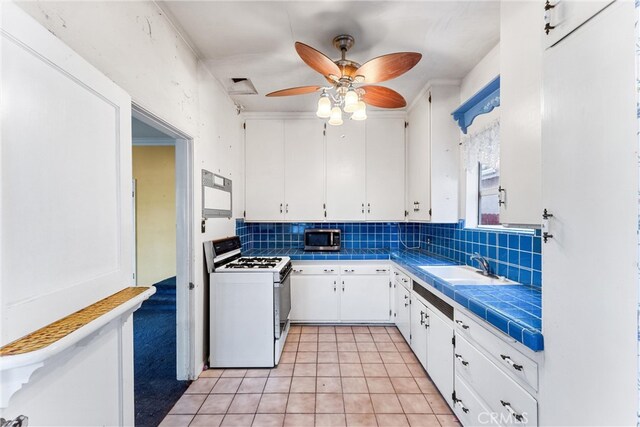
[426,309,453,405]
[290,274,339,322]
[541,3,637,425]
[499,1,542,226]
[245,119,285,221]
[543,0,612,48]
[1,3,133,424]
[284,120,325,221]
[410,298,428,368]
[365,118,405,221]
[407,93,431,221]
[395,285,411,342]
[340,275,390,322]
[326,120,366,220]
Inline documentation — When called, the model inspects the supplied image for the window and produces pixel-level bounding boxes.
[478,163,500,226]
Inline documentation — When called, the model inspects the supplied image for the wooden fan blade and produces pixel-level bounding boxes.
[266,86,323,97]
[355,52,422,84]
[295,42,341,77]
[361,85,407,108]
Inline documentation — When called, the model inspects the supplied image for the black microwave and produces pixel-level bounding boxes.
[304,229,341,251]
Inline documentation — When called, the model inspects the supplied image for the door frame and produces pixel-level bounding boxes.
[131,103,195,381]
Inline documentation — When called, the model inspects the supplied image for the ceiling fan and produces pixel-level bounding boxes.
[266,35,422,125]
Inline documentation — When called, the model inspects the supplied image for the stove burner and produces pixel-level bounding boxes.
[227,261,278,269]
[236,257,282,264]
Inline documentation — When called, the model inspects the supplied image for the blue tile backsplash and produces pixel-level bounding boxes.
[236,219,542,288]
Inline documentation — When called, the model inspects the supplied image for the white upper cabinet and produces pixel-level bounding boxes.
[284,119,325,221]
[407,85,460,223]
[365,118,406,221]
[542,0,612,49]
[499,1,542,226]
[245,119,285,221]
[326,119,367,221]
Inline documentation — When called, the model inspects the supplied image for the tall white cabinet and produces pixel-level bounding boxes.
[407,85,460,222]
[499,1,542,226]
[326,120,367,220]
[539,2,637,425]
[245,119,285,221]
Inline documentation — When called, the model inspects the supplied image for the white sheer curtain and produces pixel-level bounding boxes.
[460,119,500,170]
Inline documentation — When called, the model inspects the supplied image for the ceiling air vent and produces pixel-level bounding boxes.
[227,78,258,95]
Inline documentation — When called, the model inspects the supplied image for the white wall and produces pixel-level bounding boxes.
[16,0,244,374]
[457,43,500,219]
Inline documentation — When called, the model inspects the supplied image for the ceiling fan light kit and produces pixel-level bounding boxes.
[267,34,421,126]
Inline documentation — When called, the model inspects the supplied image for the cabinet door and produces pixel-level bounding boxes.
[429,85,460,223]
[245,119,284,220]
[290,274,339,321]
[410,297,427,368]
[365,118,405,221]
[395,285,411,342]
[341,275,390,321]
[326,120,366,220]
[499,1,542,226]
[426,309,454,408]
[406,93,431,221]
[542,3,637,425]
[284,120,325,221]
[543,0,612,49]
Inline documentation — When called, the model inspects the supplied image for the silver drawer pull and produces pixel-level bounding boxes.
[501,354,524,371]
[453,397,469,414]
[455,320,470,330]
[324,269,335,273]
[500,400,524,422]
[402,278,408,283]
[344,269,355,273]
[375,269,388,273]
[419,311,425,325]
[404,295,409,300]
[293,269,303,273]
[394,272,399,276]
[455,354,469,366]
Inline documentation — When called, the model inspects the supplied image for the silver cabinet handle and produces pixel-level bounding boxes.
[279,203,283,213]
[453,397,469,414]
[375,269,387,273]
[401,278,409,283]
[500,354,524,371]
[285,203,289,213]
[344,269,355,273]
[341,280,345,292]
[543,0,557,35]
[404,295,409,300]
[367,203,371,213]
[293,269,303,273]
[333,280,337,292]
[500,401,525,422]
[455,354,469,366]
[394,272,399,276]
[498,186,506,206]
[404,302,409,307]
[324,269,335,273]
[361,203,365,214]
[419,311,425,325]
[455,320,470,330]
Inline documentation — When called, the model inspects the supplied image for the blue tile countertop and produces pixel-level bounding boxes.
[244,248,543,352]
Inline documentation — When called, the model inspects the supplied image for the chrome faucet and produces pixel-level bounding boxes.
[470,253,497,278]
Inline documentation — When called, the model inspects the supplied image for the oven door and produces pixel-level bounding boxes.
[274,268,291,339]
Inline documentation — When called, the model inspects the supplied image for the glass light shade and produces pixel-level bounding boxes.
[351,101,367,121]
[328,106,343,126]
[316,95,332,118]
[343,89,359,113]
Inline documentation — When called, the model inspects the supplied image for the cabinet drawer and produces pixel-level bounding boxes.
[392,269,411,290]
[454,375,499,427]
[455,335,537,426]
[341,265,390,275]
[455,311,538,390]
[292,265,339,275]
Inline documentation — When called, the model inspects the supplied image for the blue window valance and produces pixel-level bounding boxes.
[452,76,500,134]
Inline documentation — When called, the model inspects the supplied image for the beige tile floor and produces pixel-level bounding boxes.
[160,325,461,427]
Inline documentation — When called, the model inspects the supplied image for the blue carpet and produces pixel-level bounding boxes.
[134,277,189,427]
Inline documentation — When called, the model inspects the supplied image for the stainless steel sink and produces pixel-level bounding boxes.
[420,265,516,286]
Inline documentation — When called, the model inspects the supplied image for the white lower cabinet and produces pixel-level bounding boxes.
[291,263,390,323]
[410,297,428,367]
[453,375,500,426]
[455,334,538,426]
[394,279,411,342]
[290,266,339,322]
[426,307,454,405]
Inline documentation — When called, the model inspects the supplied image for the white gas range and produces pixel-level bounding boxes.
[204,237,292,368]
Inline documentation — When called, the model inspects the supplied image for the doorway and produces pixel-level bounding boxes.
[131,105,194,426]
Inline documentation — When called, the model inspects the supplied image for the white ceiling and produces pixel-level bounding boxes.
[160,1,500,112]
